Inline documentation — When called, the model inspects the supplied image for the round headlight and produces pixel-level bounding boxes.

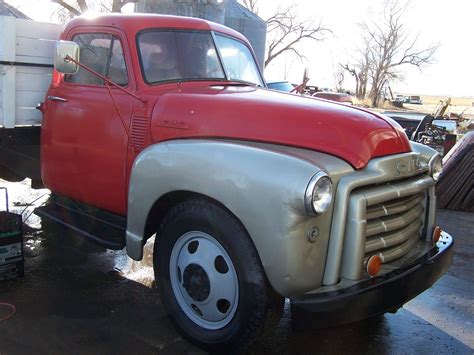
[429,154,443,182]
[305,172,333,215]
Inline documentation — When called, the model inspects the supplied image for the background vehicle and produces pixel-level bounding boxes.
[396,94,405,102]
[266,80,295,92]
[409,95,423,104]
[312,91,354,104]
[0,14,452,352]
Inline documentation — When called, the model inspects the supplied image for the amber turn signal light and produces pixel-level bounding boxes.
[433,226,442,244]
[367,255,382,277]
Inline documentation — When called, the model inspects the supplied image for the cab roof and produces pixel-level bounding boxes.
[63,13,248,43]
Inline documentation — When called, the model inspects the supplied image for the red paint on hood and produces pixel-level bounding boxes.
[150,85,411,169]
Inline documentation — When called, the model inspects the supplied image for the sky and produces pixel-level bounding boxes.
[5,0,473,97]
[258,0,474,97]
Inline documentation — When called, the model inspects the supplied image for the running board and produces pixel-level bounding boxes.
[34,196,126,250]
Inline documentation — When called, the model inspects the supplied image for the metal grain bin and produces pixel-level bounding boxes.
[135,0,226,23]
[224,0,267,69]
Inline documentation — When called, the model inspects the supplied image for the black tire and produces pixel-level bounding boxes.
[154,198,283,352]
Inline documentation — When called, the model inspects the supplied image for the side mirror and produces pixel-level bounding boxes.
[54,40,80,74]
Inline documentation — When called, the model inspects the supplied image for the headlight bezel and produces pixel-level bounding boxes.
[428,154,443,182]
[305,171,333,215]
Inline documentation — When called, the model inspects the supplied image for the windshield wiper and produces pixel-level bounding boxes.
[211,81,260,88]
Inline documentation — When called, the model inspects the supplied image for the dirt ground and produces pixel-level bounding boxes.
[0,179,473,354]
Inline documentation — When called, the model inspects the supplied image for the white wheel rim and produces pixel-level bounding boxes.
[169,231,239,330]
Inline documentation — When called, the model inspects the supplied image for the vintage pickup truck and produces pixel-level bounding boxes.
[0,14,453,351]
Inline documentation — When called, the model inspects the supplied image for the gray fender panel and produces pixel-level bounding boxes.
[126,139,352,296]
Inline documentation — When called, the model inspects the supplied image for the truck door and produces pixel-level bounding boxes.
[42,30,134,215]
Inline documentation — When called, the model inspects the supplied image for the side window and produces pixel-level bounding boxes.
[65,33,128,86]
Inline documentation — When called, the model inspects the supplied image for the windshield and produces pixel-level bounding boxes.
[137,30,263,86]
[138,31,226,84]
[214,34,264,86]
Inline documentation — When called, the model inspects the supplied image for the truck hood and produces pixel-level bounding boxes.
[150,85,411,169]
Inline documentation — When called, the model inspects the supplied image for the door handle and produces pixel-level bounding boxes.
[47,95,68,102]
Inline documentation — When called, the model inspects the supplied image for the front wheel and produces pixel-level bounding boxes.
[154,198,283,351]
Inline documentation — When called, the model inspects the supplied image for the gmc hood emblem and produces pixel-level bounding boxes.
[396,157,422,174]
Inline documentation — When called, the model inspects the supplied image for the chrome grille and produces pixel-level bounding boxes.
[339,175,434,281]
[364,193,425,263]
[323,151,438,286]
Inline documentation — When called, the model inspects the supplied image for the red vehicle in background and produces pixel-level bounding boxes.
[313,91,354,105]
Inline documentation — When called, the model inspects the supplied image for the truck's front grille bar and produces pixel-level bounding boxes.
[366,232,420,264]
[364,193,425,263]
[366,195,424,237]
[366,193,424,220]
[339,175,434,281]
[365,217,423,253]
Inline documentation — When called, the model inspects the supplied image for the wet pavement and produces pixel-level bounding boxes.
[0,179,473,354]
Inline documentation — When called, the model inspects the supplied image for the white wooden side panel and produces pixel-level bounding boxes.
[16,90,47,106]
[1,65,16,128]
[15,108,41,125]
[0,17,16,62]
[14,19,62,65]
[0,17,16,127]
[14,67,52,126]
[16,37,58,65]
[0,17,61,127]
[15,19,62,40]
[16,66,52,91]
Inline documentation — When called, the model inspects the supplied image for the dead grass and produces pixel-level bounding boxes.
[354,95,474,119]
[418,96,474,119]
[352,97,371,107]
[420,95,474,107]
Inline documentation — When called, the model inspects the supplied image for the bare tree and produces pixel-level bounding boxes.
[52,1,82,16]
[135,0,225,22]
[111,0,136,12]
[240,1,330,67]
[241,0,258,14]
[340,43,370,99]
[359,0,437,106]
[341,63,369,99]
[53,0,137,22]
[333,66,345,92]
